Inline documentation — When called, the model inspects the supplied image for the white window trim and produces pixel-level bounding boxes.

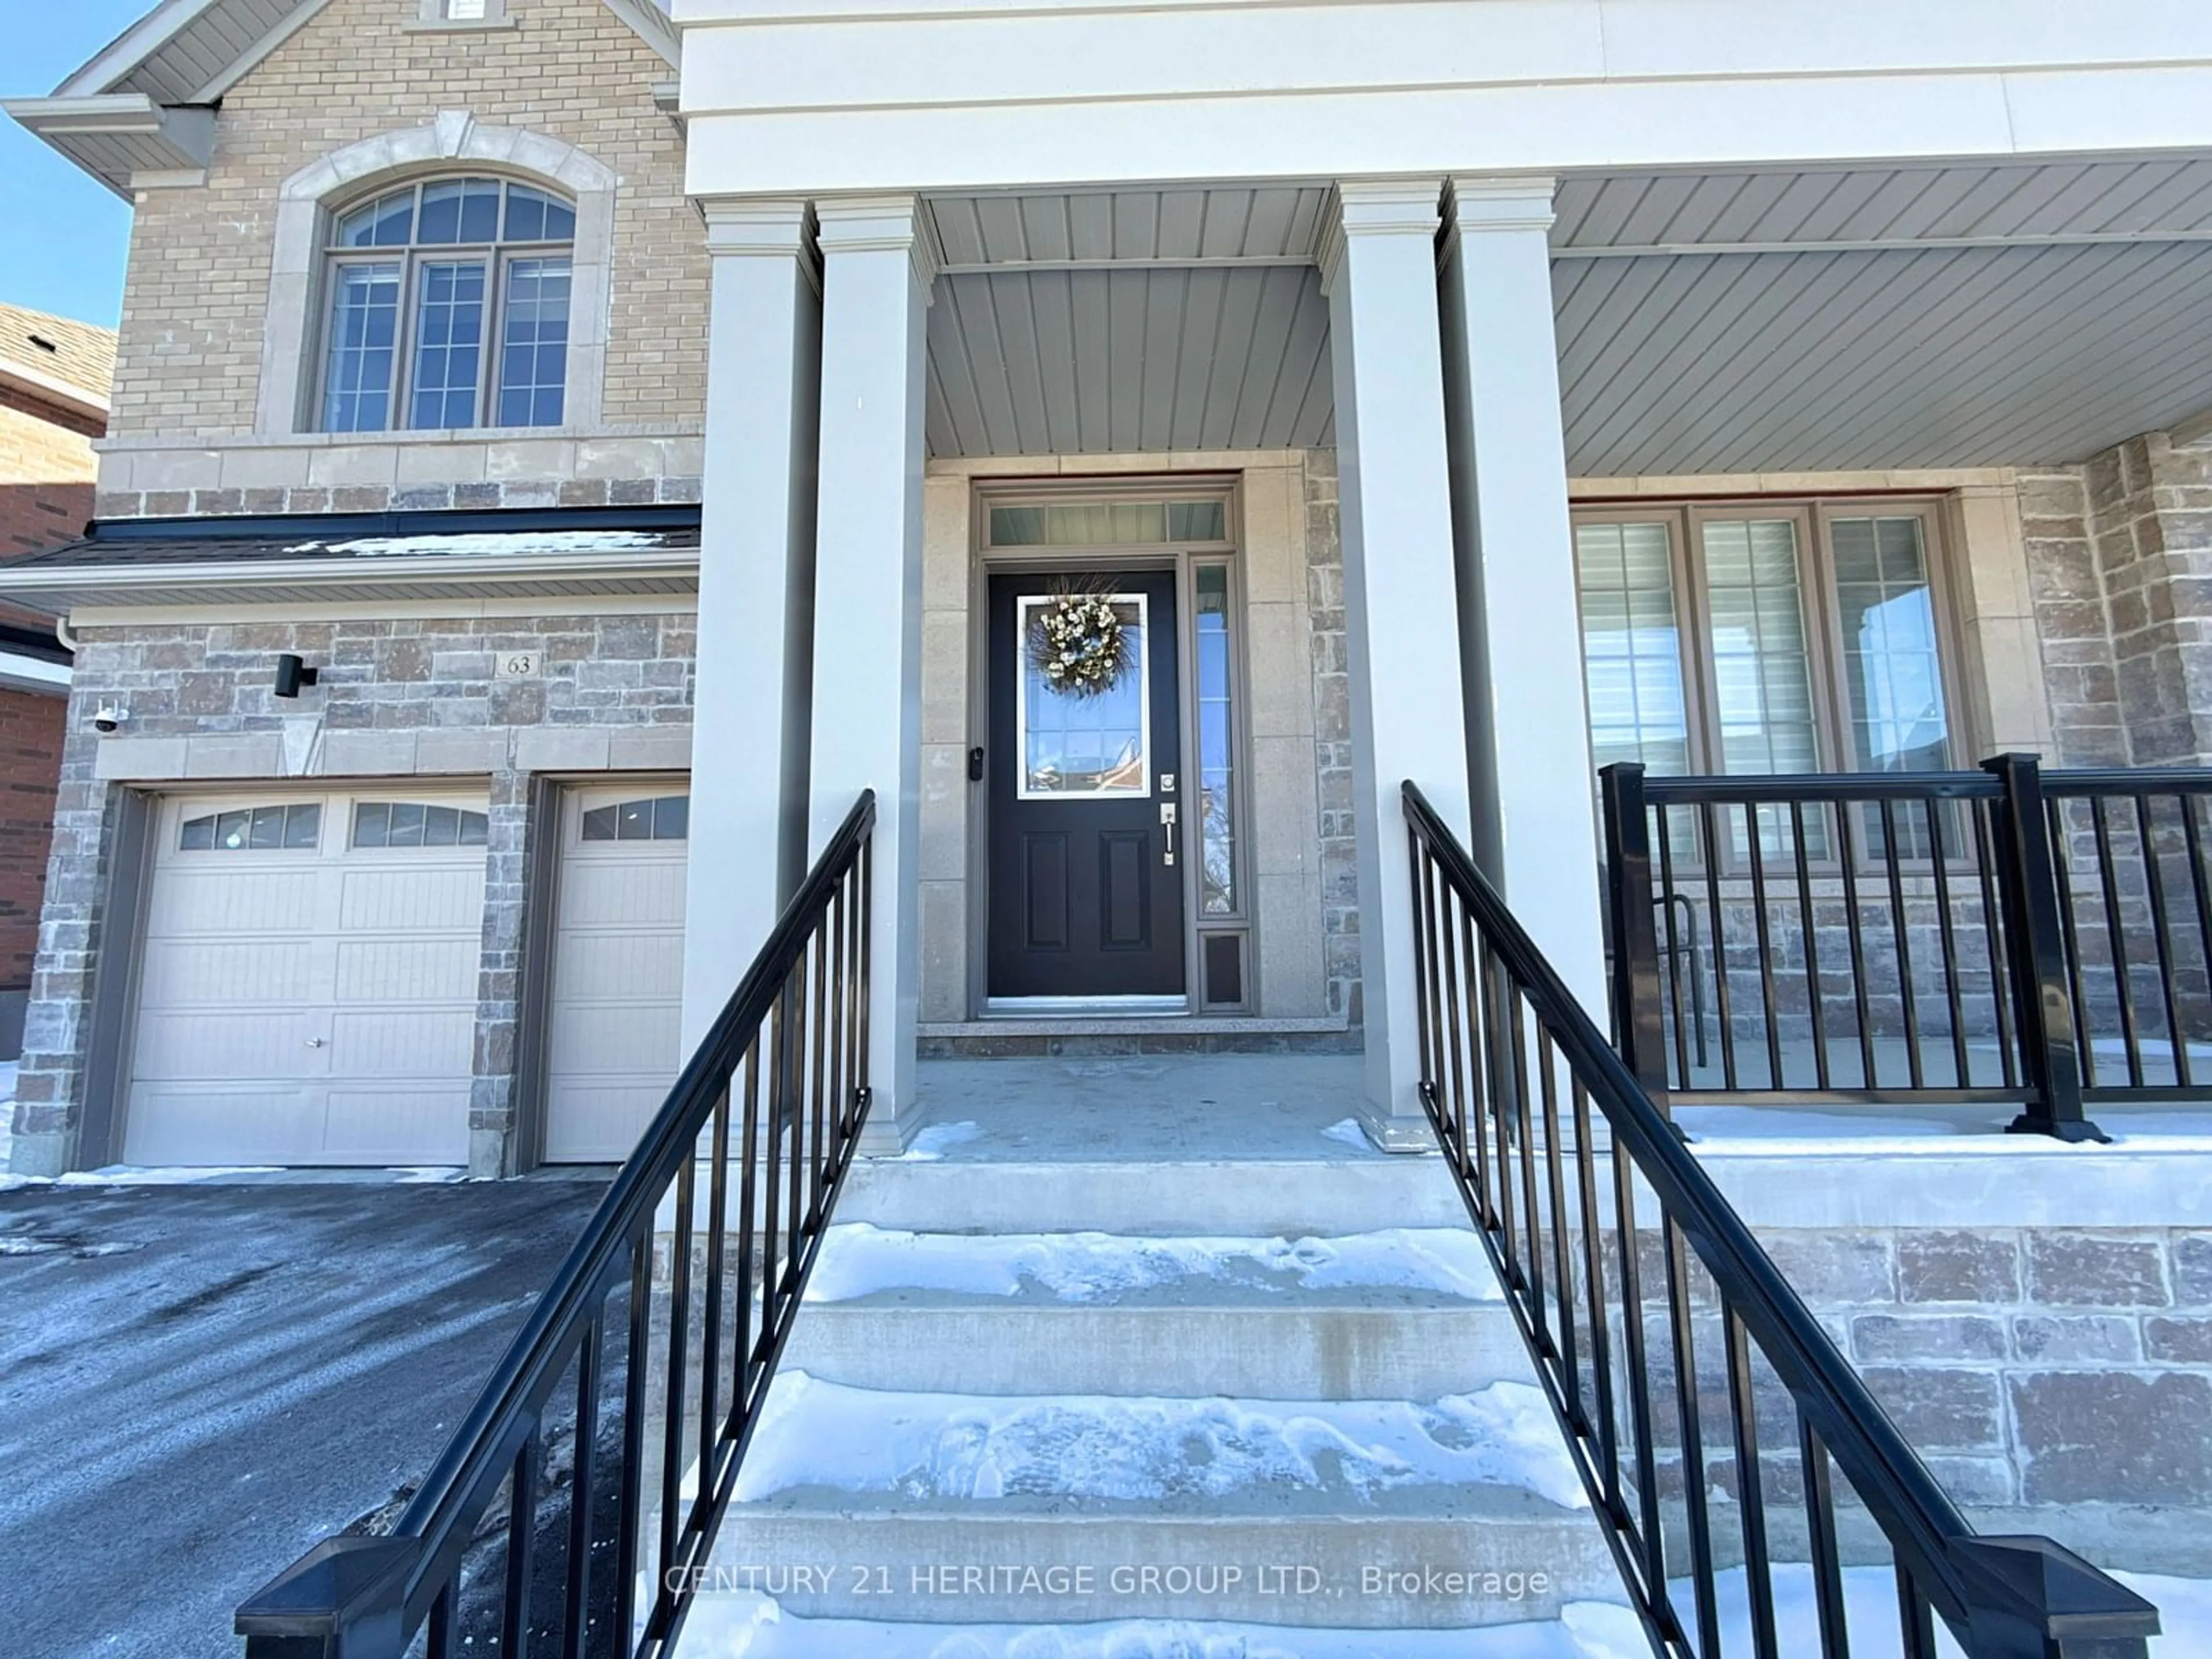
[257,112,614,436]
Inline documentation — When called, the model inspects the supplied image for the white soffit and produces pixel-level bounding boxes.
[926,265,1333,459]
[927,186,1331,272]
[923,160,2212,468]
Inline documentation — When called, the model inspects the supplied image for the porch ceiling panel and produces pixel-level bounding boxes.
[926,187,1331,271]
[1555,157,2212,250]
[1555,239,2212,475]
[925,266,1334,458]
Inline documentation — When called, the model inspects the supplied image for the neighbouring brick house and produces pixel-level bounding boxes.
[5,0,2212,1579]
[0,304,105,1055]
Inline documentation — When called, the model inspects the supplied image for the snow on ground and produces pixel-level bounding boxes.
[902,1121,986,1160]
[805,1224,1502,1304]
[1319,1119,1371,1152]
[734,1373,1585,1509]
[672,1567,2212,1658]
[290,529,684,558]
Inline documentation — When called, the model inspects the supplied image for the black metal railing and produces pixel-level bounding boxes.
[1602,753,2212,1136]
[237,791,876,1659]
[1406,780,2157,1659]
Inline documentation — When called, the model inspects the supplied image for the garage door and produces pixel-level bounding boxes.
[543,786,688,1162]
[123,790,491,1166]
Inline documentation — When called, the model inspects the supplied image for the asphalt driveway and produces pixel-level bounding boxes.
[0,1176,606,1659]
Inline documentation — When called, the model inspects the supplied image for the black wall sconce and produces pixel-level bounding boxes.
[274,653,320,698]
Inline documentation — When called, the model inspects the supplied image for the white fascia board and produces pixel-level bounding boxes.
[681,66,2212,196]
[3,96,216,198]
[0,548,703,609]
[0,653,73,696]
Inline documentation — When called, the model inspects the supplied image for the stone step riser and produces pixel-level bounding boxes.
[783,1304,1536,1397]
[703,1512,1615,1628]
[839,1159,1468,1236]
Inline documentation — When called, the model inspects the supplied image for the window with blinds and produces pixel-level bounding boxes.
[1571,499,1960,862]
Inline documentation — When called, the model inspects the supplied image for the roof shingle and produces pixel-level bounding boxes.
[0,303,116,408]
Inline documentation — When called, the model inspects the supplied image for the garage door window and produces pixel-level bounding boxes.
[179,802,322,851]
[353,801,491,848]
[581,795,688,842]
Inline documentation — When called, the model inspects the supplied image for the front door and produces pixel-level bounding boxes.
[987,569,1185,1002]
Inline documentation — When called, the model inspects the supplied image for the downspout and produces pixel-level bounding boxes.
[54,615,78,654]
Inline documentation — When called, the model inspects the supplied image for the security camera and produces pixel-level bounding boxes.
[93,705,127,734]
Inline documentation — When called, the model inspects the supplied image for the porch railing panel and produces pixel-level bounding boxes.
[236,791,877,1659]
[1601,755,2212,1130]
[1407,778,2158,1659]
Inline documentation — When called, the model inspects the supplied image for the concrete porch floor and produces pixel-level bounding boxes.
[903,1054,1387,1162]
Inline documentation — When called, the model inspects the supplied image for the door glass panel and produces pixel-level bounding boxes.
[1017,594,1149,798]
[1195,565,1238,915]
[1702,517,1822,861]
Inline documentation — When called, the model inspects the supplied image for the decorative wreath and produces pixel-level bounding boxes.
[1026,584,1135,699]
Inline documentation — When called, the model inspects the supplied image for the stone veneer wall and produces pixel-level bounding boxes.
[1743,1225,2212,1566]
[10,611,694,1177]
[2022,432,2212,767]
[1304,449,1361,1024]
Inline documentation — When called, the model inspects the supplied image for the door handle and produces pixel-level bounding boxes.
[1161,802,1176,866]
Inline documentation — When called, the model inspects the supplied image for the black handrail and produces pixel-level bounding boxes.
[238,790,877,1659]
[1603,754,2212,1125]
[1404,779,2156,1659]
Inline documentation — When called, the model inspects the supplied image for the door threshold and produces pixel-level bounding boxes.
[924,1014,1353,1038]
[982,994,1190,1018]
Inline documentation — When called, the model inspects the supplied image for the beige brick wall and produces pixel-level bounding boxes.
[0,393,97,486]
[111,0,704,440]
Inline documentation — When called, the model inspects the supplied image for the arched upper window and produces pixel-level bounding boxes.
[320,175,575,434]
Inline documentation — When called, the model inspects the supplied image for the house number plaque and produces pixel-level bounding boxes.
[494,650,543,679]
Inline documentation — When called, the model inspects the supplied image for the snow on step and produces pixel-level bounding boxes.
[735,1373,1584,1512]
[676,1595,1651,1658]
[804,1225,1503,1305]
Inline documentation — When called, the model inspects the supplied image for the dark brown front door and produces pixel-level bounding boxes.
[986,569,1186,1001]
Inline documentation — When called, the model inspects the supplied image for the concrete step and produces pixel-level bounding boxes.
[840,1157,1468,1236]
[786,1223,1530,1396]
[785,1298,1537,1397]
[672,1599,1639,1657]
[703,1373,1612,1627]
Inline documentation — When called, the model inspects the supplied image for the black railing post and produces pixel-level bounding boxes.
[1982,754,2108,1143]
[1600,762,1671,1111]
[235,1536,415,1659]
[1952,1535,2159,1658]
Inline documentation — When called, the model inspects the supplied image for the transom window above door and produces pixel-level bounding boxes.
[319,176,574,434]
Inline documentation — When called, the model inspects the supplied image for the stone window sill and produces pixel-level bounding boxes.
[403,16,520,31]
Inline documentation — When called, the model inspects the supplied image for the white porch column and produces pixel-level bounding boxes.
[809,195,933,1147]
[1320,179,1471,1151]
[1438,176,1606,1014]
[682,199,822,1052]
